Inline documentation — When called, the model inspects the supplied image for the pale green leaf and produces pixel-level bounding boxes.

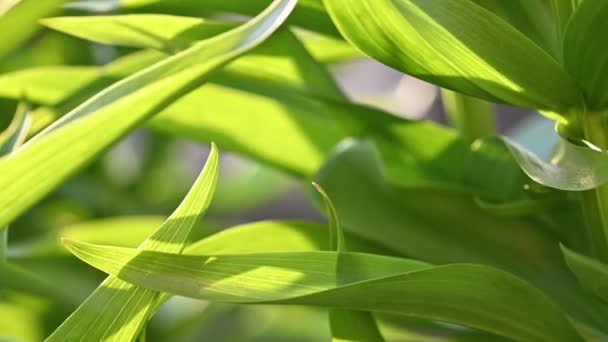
[62,240,583,342]
[41,15,234,52]
[6,16,349,176]
[118,0,339,37]
[186,220,389,256]
[502,135,608,191]
[0,0,66,61]
[0,0,297,228]
[47,143,219,341]
[323,0,580,111]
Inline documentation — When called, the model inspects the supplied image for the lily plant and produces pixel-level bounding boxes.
[0,0,608,341]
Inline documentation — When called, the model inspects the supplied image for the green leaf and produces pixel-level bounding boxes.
[314,138,608,330]
[11,15,350,176]
[62,241,583,342]
[298,32,362,64]
[502,135,608,191]
[550,0,578,39]
[471,0,559,57]
[563,0,608,110]
[0,262,80,305]
[0,102,32,155]
[0,0,66,61]
[118,0,339,38]
[0,0,297,228]
[561,245,608,303]
[312,183,345,252]
[312,183,385,341]
[186,220,389,256]
[47,143,220,341]
[41,15,235,52]
[323,0,580,111]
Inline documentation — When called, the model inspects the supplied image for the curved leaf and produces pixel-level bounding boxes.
[314,138,608,330]
[502,135,608,191]
[0,0,297,228]
[323,0,580,111]
[0,0,66,61]
[62,241,583,342]
[47,144,219,341]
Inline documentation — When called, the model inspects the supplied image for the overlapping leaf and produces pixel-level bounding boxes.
[312,183,385,341]
[313,138,608,330]
[47,144,219,341]
[62,240,583,342]
[117,0,339,38]
[0,0,66,61]
[323,0,580,111]
[0,0,297,228]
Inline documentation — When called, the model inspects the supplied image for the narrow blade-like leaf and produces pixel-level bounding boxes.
[0,0,297,229]
[47,144,219,341]
[63,241,583,342]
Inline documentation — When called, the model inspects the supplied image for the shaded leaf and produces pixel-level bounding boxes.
[563,0,608,110]
[561,245,608,303]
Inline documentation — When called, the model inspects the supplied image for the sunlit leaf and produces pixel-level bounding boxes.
[0,0,297,228]
[323,0,580,111]
[63,240,583,342]
[0,0,66,61]
[118,0,339,38]
[47,143,219,341]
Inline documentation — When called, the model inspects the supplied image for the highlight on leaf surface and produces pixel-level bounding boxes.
[61,239,583,342]
[0,0,297,229]
[48,143,220,341]
[322,0,580,112]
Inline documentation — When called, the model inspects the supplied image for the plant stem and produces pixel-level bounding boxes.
[579,110,608,262]
[0,229,6,263]
[441,89,496,143]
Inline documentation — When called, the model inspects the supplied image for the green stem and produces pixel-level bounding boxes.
[0,229,6,263]
[441,89,496,143]
[578,110,608,262]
